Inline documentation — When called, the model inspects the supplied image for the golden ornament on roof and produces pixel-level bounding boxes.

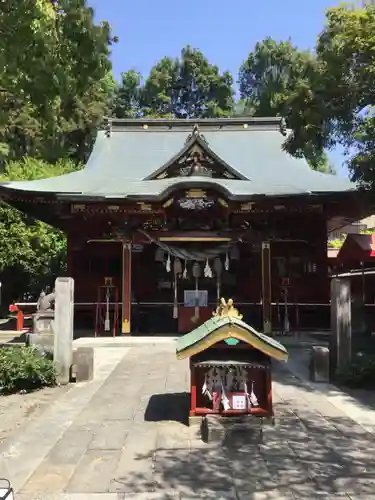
[213,297,243,320]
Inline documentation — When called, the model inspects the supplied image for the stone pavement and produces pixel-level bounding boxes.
[2,343,375,499]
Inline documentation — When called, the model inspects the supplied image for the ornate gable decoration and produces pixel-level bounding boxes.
[152,122,243,181]
[178,144,213,177]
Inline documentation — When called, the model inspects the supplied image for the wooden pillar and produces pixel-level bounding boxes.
[121,242,132,334]
[261,241,272,335]
[189,359,197,417]
[330,277,351,380]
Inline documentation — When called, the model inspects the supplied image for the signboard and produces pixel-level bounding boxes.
[232,394,247,410]
[184,290,208,307]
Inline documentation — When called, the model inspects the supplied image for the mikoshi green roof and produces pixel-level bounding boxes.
[0,117,355,200]
[176,314,288,361]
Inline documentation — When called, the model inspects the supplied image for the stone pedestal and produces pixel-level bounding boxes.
[310,346,330,383]
[29,311,55,355]
[201,414,263,444]
[33,311,54,334]
[72,347,94,382]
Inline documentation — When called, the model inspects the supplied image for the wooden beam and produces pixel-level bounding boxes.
[159,235,232,242]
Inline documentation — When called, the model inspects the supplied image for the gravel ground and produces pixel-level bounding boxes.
[0,385,69,445]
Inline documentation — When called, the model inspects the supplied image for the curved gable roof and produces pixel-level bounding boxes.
[0,117,356,198]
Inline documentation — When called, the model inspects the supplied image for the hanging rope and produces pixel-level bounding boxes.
[139,229,235,261]
[182,260,188,279]
[173,258,182,319]
[214,257,223,302]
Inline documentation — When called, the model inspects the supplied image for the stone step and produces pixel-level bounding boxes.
[0,331,26,345]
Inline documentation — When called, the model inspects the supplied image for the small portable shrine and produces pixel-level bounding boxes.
[176,298,288,420]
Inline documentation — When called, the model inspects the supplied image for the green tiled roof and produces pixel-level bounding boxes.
[176,315,288,358]
[0,118,355,199]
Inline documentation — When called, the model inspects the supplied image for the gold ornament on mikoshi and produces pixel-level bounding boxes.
[213,298,243,320]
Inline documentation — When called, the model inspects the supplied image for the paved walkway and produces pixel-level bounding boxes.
[2,343,375,499]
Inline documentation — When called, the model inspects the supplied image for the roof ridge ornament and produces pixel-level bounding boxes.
[185,123,208,145]
[213,297,243,320]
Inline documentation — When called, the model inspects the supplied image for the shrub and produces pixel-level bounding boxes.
[336,357,375,389]
[0,346,56,394]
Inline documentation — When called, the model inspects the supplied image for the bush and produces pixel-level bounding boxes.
[0,346,56,394]
[336,357,375,389]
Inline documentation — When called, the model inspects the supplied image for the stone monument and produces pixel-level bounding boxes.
[53,277,74,385]
[330,277,352,380]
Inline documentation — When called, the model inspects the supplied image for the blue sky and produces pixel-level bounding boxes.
[89,0,347,176]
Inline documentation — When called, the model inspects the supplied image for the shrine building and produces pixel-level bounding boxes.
[0,117,372,336]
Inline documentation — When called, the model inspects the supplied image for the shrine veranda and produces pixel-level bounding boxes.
[0,117,373,335]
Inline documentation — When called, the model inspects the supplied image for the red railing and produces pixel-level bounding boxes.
[8,303,34,332]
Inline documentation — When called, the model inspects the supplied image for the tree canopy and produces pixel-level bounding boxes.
[0,0,115,306]
[312,4,375,188]
[0,0,117,164]
[115,46,234,119]
[237,38,334,172]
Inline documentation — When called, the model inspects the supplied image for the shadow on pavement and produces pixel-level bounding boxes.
[112,360,375,498]
[145,392,190,426]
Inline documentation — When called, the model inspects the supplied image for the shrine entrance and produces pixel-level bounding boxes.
[127,236,267,335]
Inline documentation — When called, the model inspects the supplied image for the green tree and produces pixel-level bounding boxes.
[0,158,78,307]
[305,148,336,174]
[311,4,375,188]
[114,70,143,118]
[0,0,117,163]
[238,38,333,172]
[114,46,235,119]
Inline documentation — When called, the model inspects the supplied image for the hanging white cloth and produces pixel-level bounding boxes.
[204,259,212,278]
[249,382,259,407]
[221,379,231,410]
[202,368,214,400]
[236,366,253,408]
[166,254,171,272]
[182,260,188,279]
[225,252,230,271]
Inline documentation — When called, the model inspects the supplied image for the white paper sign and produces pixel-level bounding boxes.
[232,395,247,410]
